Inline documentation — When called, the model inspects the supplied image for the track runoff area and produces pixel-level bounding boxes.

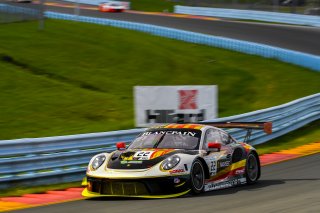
[0,141,319,212]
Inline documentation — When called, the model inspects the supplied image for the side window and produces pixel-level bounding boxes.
[229,135,237,144]
[220,132,230,145]
[203,129,222,149]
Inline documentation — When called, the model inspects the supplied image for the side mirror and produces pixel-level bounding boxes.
[116,142,126,150]
[208,142,221,152]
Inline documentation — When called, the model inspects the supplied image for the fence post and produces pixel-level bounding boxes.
[39,0,45,30]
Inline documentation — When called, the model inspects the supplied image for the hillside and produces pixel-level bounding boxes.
[0,19,319,139]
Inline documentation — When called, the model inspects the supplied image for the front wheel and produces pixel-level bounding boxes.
[190,159,205,194]
[245,153,260,184]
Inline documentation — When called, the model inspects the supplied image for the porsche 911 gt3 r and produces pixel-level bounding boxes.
[82,122,272,198]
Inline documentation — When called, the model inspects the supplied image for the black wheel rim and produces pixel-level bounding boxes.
[192,162,204,190]
[247,155,258,181]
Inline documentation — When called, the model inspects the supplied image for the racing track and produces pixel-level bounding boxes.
[10,153,320,213]
[2,2,320,212]
[3,0,320,55]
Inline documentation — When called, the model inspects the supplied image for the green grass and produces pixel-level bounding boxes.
[0,19,319,140]
[130,0,183,12]
[256,120,320,155]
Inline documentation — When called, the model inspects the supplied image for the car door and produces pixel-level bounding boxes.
[217,130,233,169]
[202,128,223,177]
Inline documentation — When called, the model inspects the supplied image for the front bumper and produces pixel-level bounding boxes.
[82,175,191,198]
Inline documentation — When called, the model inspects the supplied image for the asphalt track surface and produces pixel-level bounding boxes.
[10,153,320,213]
[2,2,320,212]
[5,0,320,55]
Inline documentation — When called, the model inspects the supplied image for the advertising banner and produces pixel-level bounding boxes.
[134,86,218,127]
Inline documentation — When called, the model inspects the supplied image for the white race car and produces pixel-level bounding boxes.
[82,122,272,198]
[99,2,125,12]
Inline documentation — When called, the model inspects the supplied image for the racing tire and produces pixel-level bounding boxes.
[245,153,260,184]
[190,159,205,194]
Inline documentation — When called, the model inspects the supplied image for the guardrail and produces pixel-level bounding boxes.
[174,6,320,27]
[44,11,320,71]
[0,3,38,15]
[0,93,319,189]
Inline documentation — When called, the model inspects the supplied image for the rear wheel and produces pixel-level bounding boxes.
[245,153,260,184]
[190,159,205,194]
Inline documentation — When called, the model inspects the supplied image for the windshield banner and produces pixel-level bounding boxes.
[134,85,218,127]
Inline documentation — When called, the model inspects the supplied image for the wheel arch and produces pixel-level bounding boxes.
[196,157,210,179]
[249,150,261,179]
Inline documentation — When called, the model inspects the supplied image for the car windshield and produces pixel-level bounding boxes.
[128,129,202,150]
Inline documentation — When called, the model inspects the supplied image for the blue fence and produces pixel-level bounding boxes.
[0,3,38,15]
[175,6,320,27]
[0,93,319,189]
[44,11,320,71]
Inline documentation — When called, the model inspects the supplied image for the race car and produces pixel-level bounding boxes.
[98,2,125,12]
[82,122,272,198]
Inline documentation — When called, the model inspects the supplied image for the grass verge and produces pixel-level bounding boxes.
[130,0,183,12]
[0,19,319,140]
[255,120,320,155]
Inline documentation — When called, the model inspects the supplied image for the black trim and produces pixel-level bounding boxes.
[87,176,190,196]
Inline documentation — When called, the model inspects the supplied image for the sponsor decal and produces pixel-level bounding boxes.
[169,169,185,174]
[145,109,205,124]
[219,160,230,168]
[142,131,197,137]
[204,178,246,191]
[133,151,154,160]
[174,178,181,184]
[134,86,217,127]
[120,160,143,164]
[234,168,245,175]
[178,90,198,109]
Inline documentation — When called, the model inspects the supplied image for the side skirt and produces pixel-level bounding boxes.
[204,177,246,192]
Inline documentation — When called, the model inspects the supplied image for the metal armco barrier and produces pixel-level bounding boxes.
[0,93,319,189]
[43,11,320,72]
[175,6,320,27]
[0,3,38,15]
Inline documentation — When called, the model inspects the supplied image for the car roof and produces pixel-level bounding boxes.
[147,124,207,131]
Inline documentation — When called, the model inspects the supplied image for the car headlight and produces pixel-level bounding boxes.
[161,155,180,170]
[91,155,106,170]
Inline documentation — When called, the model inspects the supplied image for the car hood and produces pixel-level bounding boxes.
[107,148,197,170]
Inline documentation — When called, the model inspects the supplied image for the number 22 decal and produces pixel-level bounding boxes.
[134,151,154,160]
[210,160,217,176]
